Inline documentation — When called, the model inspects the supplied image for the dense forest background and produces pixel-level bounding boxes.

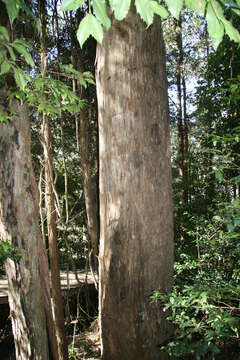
[0,0,240,359]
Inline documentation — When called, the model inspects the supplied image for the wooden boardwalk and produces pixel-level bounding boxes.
[0,271,97,305]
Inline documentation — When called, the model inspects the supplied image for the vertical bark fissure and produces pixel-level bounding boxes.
[96,9,174,360]
[0,3,50,358]
[0,95,49,360]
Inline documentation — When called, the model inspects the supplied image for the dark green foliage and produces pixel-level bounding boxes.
[152,16,240,360]
[151,201,240,358]
[0,241,22,274]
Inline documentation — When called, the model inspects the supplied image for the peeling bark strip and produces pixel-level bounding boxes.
[96,9,174,360]
[0,98,49,359]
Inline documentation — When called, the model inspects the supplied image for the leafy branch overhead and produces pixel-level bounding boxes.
[60,0,240,49]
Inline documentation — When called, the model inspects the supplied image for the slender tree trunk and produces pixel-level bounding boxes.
[0,94,49,360]
[182,59,188,205]
[79,107,99,271]
[39,1,68,358]
[69,20,100,271]
[96,9,174,360]
[176,18,184,191]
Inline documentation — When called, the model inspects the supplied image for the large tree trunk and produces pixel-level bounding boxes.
[96,9,174,360]
[0,95,49,359]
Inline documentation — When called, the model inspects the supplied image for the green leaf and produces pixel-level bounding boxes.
[149,1,169,19]
[0,26,9,41]
[206,2,224,49]
[6,45,16,61]
[232,8,240,16]
[223,20,240,43]
[3,0,21,23]
[13,68,26,90]
[12,40,34,67]
[216,170,223,182]
[165,0,183,19]
[135,0,154,26]
[0,60,11,75]
[60,0,84,11]
[185,0,206,14]
[93,0,111,29]
[77,14,103,48]
[109,0,131,20]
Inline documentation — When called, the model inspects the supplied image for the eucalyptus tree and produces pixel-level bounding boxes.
[0,1,51,358]
[60,0,240,359]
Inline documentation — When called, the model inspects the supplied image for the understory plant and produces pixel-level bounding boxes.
[151,200,240,359]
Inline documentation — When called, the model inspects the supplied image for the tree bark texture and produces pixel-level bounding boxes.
[0,97,49,359]
[39,0,68,358]
[70,24,100,271]
[42,116,68,360]
[96,9,174,360]
[79,107,100,271]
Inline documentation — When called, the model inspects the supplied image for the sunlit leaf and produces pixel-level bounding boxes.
[224,20,240,43]
[149,1,169,19]
[109,0,131,20]
[77,14,103,47]
[206,2,224,49]
[185,0,206,14]
[165,0,183,19]
[60,0,84,11]
[135,0,154,26]
[93,0,111,29]
[0,60,11,75]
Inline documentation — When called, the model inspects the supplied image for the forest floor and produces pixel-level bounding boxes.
[70,319,100,359]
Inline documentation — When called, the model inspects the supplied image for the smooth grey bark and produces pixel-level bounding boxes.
[0,97,49,359]
[96,9,174,360]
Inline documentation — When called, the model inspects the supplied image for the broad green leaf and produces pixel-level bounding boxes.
[185,0,206,14]
[232,8,240,16]
[93,0,111,29]
[77,14,103,47]
[60,0,84,11]
[211,0,240,44]
[135,0,154,26]
[13,68,26,90]
[3,0,21,23]
[149,1,169,19]
[165,0,183,19]
[12,41,34,67]
[0,26,9,41]
[223,20,240,43]
[109,0,131,20]
[206,2,224,49]
[6,45,16,61]
[0,60,11,75]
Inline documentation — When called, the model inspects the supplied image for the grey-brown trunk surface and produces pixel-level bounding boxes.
[0,98,49,359]
[96,8,174,360]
